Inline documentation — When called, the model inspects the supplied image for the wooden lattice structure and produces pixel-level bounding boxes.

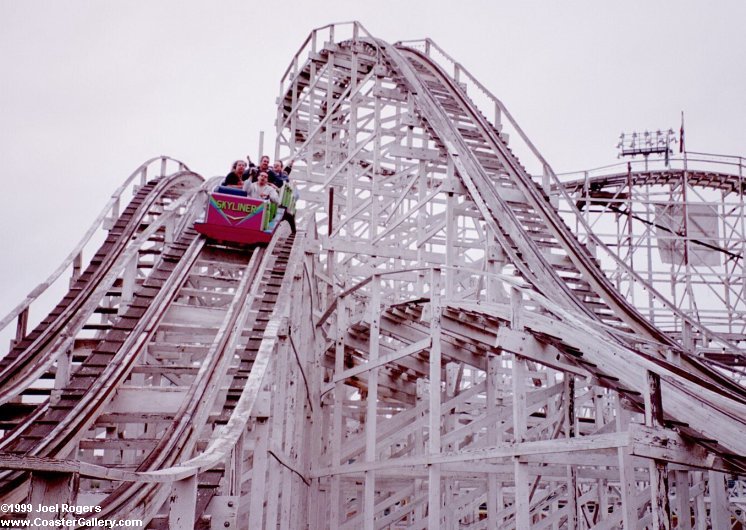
[0,22,745,530]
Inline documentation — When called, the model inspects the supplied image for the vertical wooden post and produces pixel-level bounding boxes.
[693,471,708,530]
[106,196,120,230]
[71,251,83,286]
[120,253,138,312]
[644,370,672,530]
[509,286,530,527]
[168,474,197,530]
[616,396,638,529]
[513,354,530,530]
[305,247,326,530]
[510,287,523,332]
[266,331,290,528]
[52,347,73,403]
[428,268,443,530]
[674,470,692,530]
[542,163,552,195]
[708,471,729,530]
[486,354,502,526]
[249,418,270,530]
[565,376,579,529]
[29,472,79,524]
[445,157,456,298]
[14,307,29,346]
[370,73,382,241]
[364,275,381,530]
[414,378,427,524]
[164,214,175,244]
[329,289,346,528]
[230,432,244,497]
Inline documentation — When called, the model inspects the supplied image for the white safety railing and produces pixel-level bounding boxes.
[279,21,382,110]
[557,151,746,184]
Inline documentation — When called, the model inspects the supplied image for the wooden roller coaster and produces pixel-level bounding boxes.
[1,22,746,529]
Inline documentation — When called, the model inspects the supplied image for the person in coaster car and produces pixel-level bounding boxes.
[247,154,271,183]
[244,171,279,203]
[223,160,248,188]
[268,159,293,187]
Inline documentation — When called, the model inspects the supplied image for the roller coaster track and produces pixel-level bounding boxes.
[556,161,746,357]
[0,161,302,526]
[2,22,746,529]
[276,23,746,528]
[384,43,746,414]
[563,168,746,196]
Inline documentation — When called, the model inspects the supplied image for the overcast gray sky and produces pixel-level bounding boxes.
[2,1,745,329]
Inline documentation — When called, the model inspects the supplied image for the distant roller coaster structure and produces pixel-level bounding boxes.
[1,22,745,529]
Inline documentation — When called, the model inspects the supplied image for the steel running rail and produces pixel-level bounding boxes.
[90,238,269,524]
[94,231,300,528]
[274,27,746,471]
[0,229,303,529]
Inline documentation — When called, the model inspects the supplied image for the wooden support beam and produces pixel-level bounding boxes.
[513,352,530,530]
[615,394,638,529]
[15,306,29,345]
[674,470,692,530]
[168,475,197,530]
[329,288,347,529]
[428,268,443,530]
[644,370,672,530]
[707,471,729,530]
[565,375,579,529]
[249,419,270,530]
[29,472,79,523]
[486,354,504,527]
[364,276,381,530]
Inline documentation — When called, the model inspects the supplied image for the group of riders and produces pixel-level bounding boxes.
[221,155,297,233]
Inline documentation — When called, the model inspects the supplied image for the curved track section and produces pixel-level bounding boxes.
[559,165,746,355]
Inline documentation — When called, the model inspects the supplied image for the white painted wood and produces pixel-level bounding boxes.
[708,471,729,530]
[428,269,443,530]
[674,470,692,530]
[692,472,708,530]
[29,472,78,524]
[168,475,197,530]
[248,419,270,530]
[6,24,746,530]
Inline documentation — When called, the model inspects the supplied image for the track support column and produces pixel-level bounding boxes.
[29,472,79,524]
[644,370,671,529]
[168,474,197,530]
[428,268,443,530]
[363,275,381,530]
